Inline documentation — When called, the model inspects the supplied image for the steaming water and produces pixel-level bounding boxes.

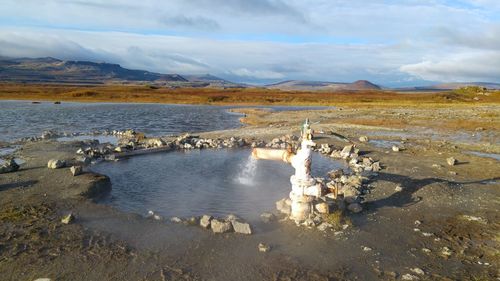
[236,156,258,185]
[92,149,347,222]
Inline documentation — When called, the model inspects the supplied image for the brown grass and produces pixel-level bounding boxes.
[1,83,499,106]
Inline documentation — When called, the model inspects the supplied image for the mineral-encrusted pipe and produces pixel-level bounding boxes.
[251,148,293,163]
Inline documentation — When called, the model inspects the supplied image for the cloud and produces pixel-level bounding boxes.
[231,68,285,79]
[160,15,220,31]
[400,51,500,82]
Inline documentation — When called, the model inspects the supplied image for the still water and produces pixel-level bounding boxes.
[0,100,330,142]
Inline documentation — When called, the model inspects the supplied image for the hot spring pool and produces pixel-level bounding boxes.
[92,149,347,222]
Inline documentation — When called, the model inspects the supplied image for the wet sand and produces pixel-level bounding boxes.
[1,105,499,280]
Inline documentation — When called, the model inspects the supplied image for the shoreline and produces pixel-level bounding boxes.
[1,99,499,280]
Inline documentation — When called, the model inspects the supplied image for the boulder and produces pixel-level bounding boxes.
[446,157,457,166]
[70,166,83,176]
[0,159,19,174]
[47,159,65,169]
[392,145,400,152]
[211,219,233,233]
[200,215,213,229]
[231,221,252,235]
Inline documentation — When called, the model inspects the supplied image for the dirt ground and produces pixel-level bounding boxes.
[1,105,499,280]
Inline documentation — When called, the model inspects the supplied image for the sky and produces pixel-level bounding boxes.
[0,0,499,86]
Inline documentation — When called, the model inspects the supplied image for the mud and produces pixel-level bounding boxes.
[0,105,499,280]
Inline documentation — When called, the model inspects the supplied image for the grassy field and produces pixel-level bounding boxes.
[0,83,499,106]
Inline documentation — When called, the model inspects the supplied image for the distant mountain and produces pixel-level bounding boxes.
[183,74,245,88]
[0,57,187,84]
[266,79,381,91]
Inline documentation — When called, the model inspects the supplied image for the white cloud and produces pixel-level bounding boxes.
[231,68,285,79]
[400,52,500,82]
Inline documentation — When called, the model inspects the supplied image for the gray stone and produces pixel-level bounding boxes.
[47,159,65,169]
[0,158,19,174]
[225,214,239,222]
[347,203,363,213]
[446,157,457,166]
[76,156,91,165]
[411,268,425,275]
[317,222,333,231]
[200,215,213,229]
[401,274,420,280]
[276,198,291,215]
[170,217,182,223]
[340,145,354,159]
[211,219,233,233]
[258,242,271,252]
[231,221,252,235]
[359,136,369,142]
[61,213,75,224]
[260,212,275,223]
[70,165,83,176]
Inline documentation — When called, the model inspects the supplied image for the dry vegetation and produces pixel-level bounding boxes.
[0,83,499,106]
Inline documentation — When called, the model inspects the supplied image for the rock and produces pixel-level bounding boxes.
[411,268,425,275]
[359,136,369,142]
[446,157,457,166]
[362,246,372,252]
[340,145,355,159]
[225,214,239,222]
[317,222,333,231]
[414,220,422,226]
[401,273,419,280]
[61,213,75,224]
[260,212,275,223]
[231,221,252,235]
[0,158,20,174]
[70,165,83,176]
[441,247,453,257]
[170,217,182,223]
[200,215,213,229]
[276,198,291,215]
[315,202,329,214]
[371,162,381,172]
[449,171,457,175]
[328,169,344,179]
[211,219,233,233]
[76,156,91,165]
[395,185,404,192]
[347,203,363,213]
[186,216,199,225]
[392,145,400,152]
[421,248,431,253]
[34,279,52,281]
[258,243,271,253]
[47,159,65,169]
